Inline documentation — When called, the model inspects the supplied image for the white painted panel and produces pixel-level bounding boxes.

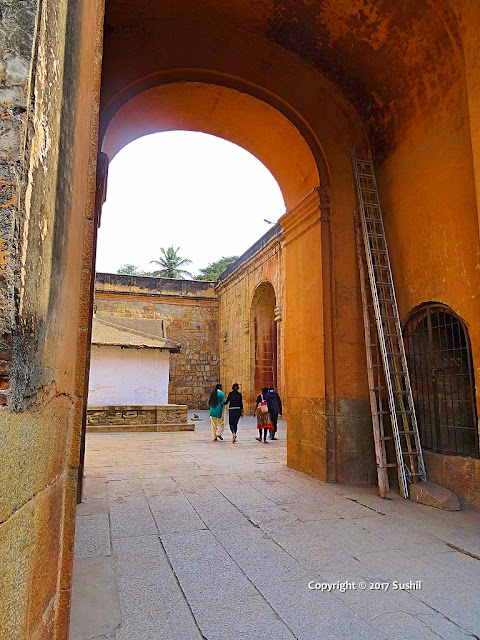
[88,345,170,406]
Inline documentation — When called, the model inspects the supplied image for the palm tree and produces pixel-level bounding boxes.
[150,246,193,279]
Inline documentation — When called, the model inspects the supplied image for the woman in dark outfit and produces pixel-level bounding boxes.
[255,386,274,443]
[225,383,243,443]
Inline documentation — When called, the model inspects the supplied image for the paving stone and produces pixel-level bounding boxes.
[214,523,384,640]
[211,476,278,512]
[180,486,250,531]
[260,578,385,640]
[112,535,203,640]
[74,513,111,558]
[417,549,480,582]
[355,549,480,634]
[82,476,108,499]
[161,529,296,639]
[69,557,120,640]
[71,429,480,640]
[370,611,447,640]
[416,612,477,640]
[146,494,206,534]
[109,482,157,539]
[76,497,109,516]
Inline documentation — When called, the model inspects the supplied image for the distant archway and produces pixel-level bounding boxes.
[250,282,277,403]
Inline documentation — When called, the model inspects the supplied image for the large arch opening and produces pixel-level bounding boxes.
[89,61,365,491]
[100,81,321,211]
[82,78,325,465]
[91,129,286,416]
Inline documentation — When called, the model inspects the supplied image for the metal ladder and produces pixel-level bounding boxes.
[354,218,398,497]
[352,148,427,498]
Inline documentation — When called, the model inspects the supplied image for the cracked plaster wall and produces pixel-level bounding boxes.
[0,0,37,404]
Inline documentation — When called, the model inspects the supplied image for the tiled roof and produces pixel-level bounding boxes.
[91,316,180,351]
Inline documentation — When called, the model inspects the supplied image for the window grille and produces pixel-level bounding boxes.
[403,304,478,457]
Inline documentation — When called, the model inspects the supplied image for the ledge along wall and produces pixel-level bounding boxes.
[94,273,220,409]
[86,404,191,431]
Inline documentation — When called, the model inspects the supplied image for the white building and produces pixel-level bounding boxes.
[88,316,180,406]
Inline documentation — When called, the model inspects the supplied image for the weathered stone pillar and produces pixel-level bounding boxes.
[0,1,38,405]
[0,1,105,638]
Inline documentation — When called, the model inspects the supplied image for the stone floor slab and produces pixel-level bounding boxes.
[69,557,121,640]
[74,513,111,558]
[70,413,480,640]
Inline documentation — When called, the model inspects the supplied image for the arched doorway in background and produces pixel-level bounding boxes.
[251,282,277,401]
[403,303,479,458]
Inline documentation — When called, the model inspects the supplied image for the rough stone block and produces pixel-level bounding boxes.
[409,481,461,511]
[0,503,35,639]
[28,480,64,636]
[53,588,71,640]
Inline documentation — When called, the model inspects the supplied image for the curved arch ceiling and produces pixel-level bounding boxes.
[102,0,463,159]
[102,82,320,210]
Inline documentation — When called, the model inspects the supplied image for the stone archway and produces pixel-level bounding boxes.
[100,80,322,211]
[6,2,480,636]
[250,282,277,404]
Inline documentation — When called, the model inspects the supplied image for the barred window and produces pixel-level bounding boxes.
[403,304,478,457]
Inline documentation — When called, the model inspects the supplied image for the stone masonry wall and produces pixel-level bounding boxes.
[94,273,219,408]
[87,404,190,431]
[0,1,37,403]
[216,226,285,413]
[0,1,105,637]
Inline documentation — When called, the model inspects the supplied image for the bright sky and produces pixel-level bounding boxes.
[95,131,286,277]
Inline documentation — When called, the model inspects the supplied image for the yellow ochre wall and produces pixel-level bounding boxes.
[376,80,480,508]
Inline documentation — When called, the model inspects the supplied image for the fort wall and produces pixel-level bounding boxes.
[2,2,480,638]
[95,273,219,408]
[216,225,285,413]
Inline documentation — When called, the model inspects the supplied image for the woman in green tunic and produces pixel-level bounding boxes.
[208,383,226,441]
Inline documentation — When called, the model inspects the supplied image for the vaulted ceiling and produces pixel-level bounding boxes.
[101,0,465,159]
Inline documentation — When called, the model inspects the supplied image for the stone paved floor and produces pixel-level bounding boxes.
[70,411,480,640]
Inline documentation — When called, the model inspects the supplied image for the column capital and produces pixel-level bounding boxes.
[279,187,329,245]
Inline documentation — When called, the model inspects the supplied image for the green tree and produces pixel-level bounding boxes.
[117,264,153,276]
[117,264,141,275]
[150,246,193,279]
[195,256,239,281]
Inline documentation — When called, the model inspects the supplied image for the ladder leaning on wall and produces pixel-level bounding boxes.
[351,148,427,499]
